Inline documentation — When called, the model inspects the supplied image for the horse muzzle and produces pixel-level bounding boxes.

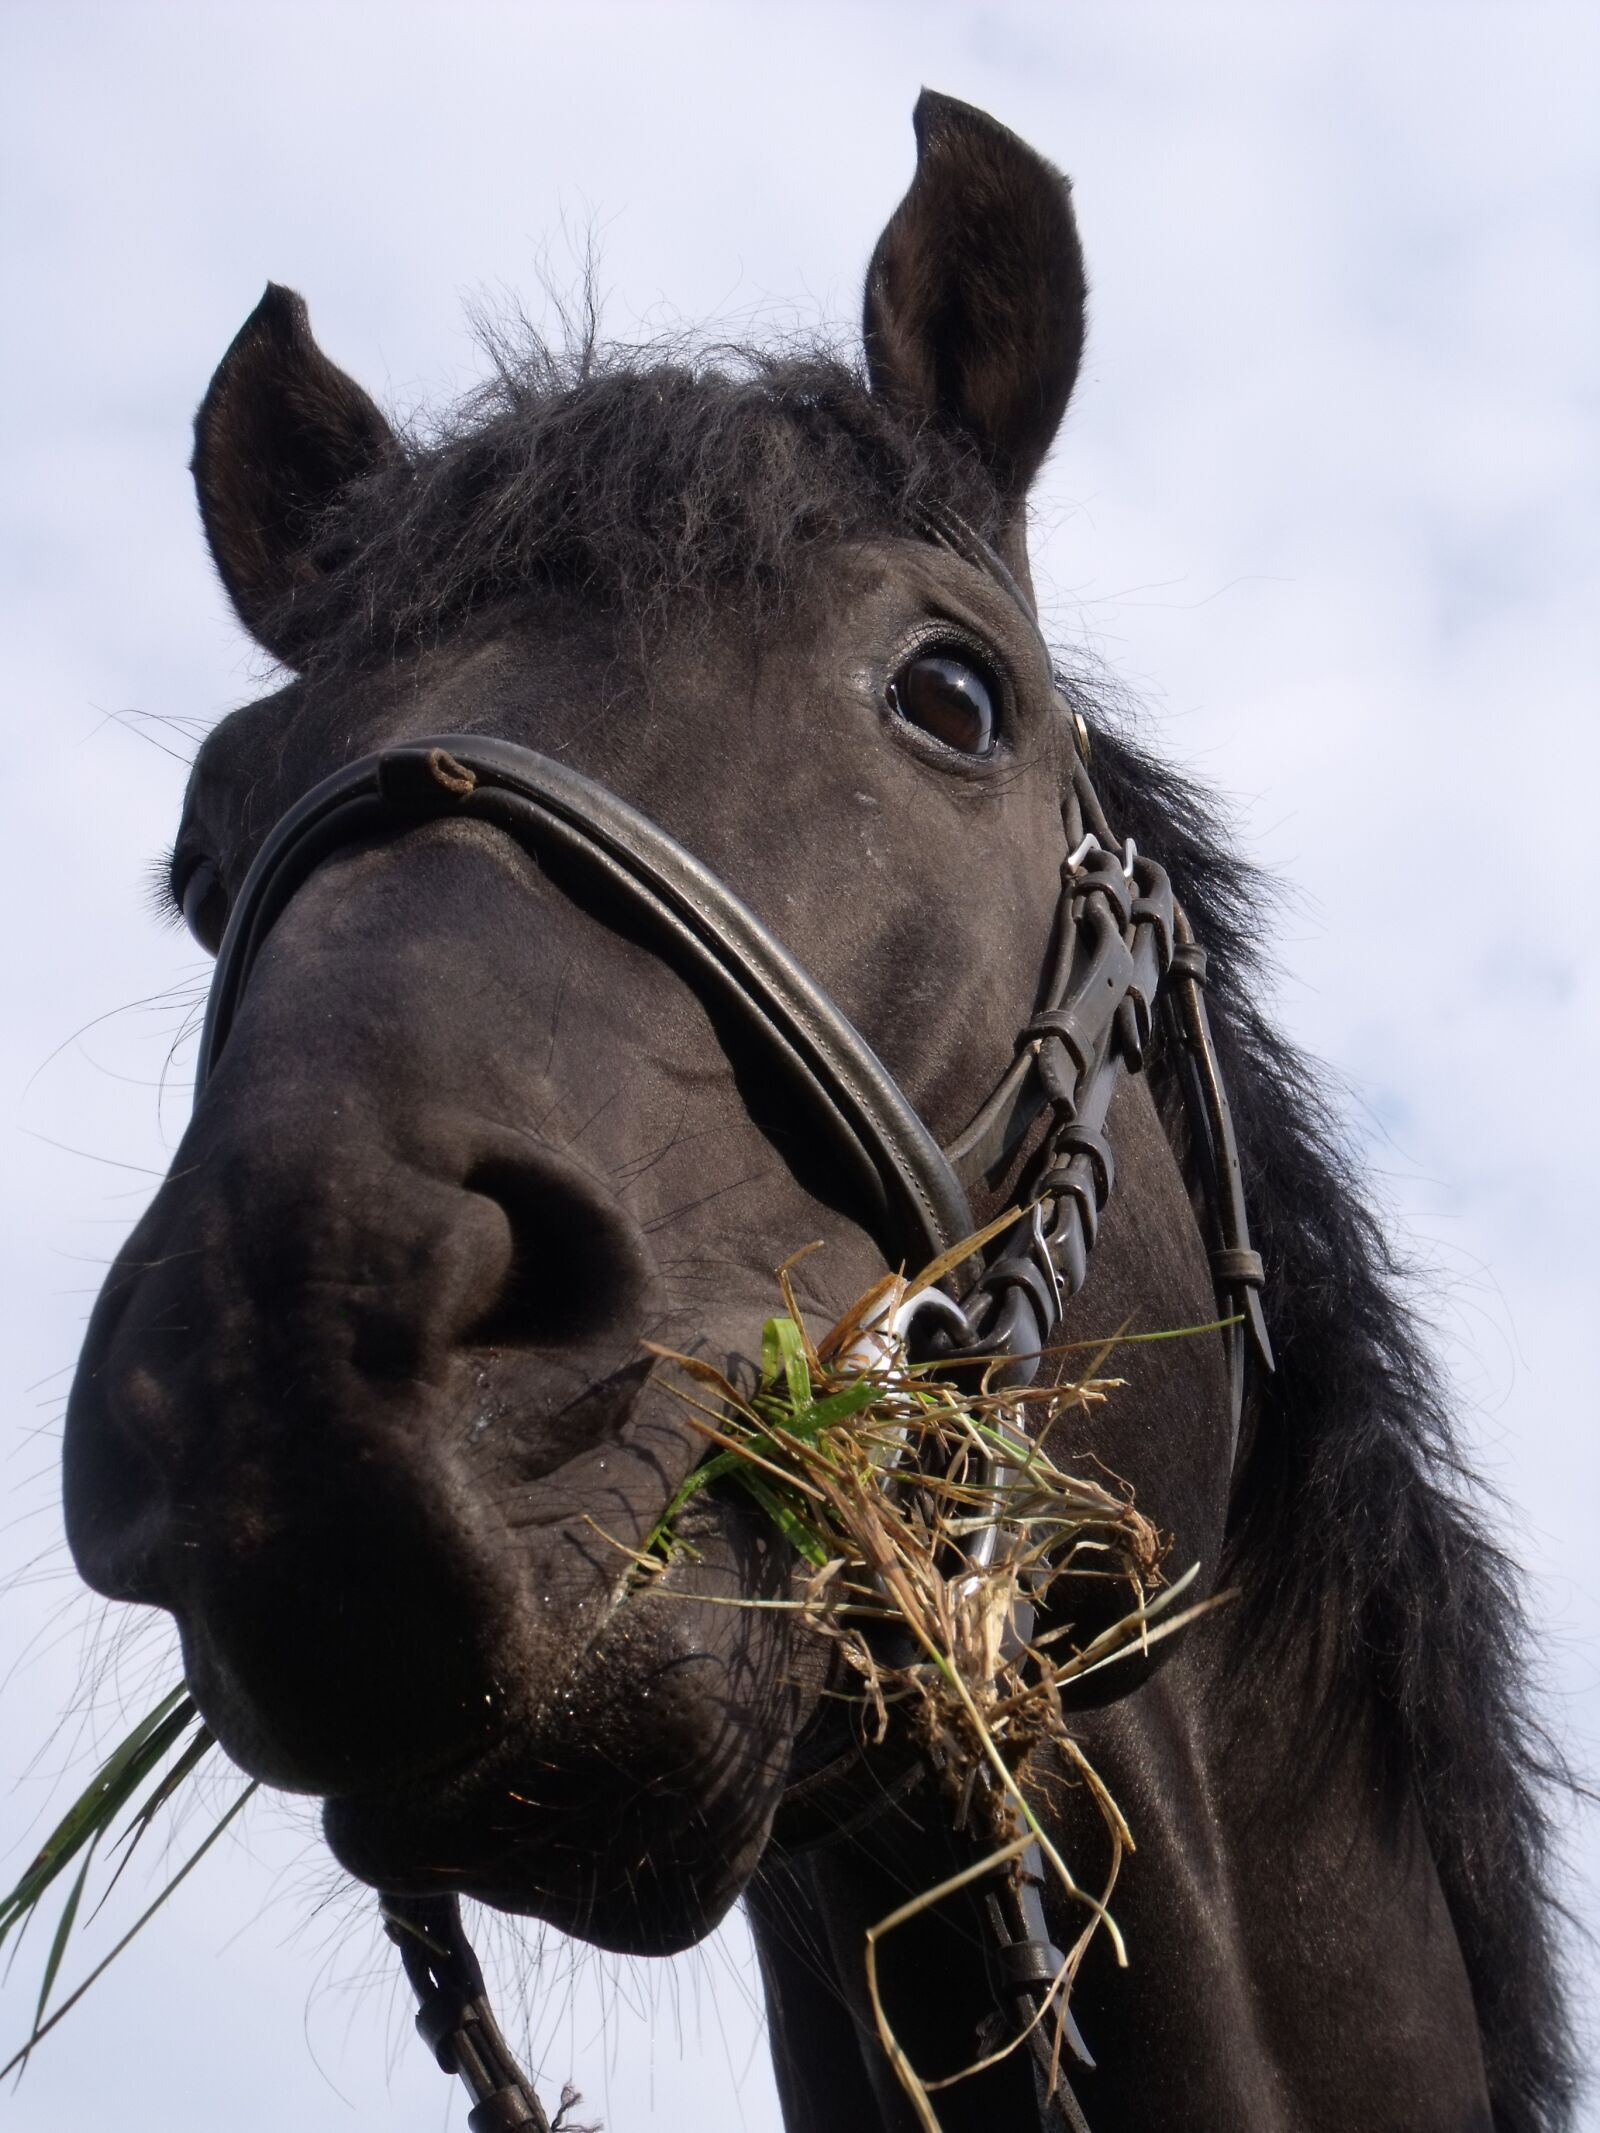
[63,1079,674,1796]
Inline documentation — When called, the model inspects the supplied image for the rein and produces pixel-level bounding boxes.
[192,522,1270,2131]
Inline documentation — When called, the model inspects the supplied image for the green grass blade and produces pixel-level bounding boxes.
[0,1696,198,1950]
[1,1783,257,2082]
[759,1316,783,1389]
[733,1470,832,1567]
[757,1374,883,1442]
[648,1328,898,1562]
[29,1841,97,2039]
[760,1315,813,1413]
[0,1691,231,2067]
[644,1443,751,1555]
[4,1690,189,1901]
[94,1725,218,1913]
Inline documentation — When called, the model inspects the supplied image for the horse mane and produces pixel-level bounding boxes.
[286,326,1574,2127]
[1081,718,1577,2133]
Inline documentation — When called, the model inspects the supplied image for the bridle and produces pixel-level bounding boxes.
[192,515,1271,2132]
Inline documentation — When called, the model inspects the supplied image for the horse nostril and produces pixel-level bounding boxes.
[463,1154,657,1352]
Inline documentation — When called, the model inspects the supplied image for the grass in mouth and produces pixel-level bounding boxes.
[4,1242,1229,2125]
[621,1249,1228,2129]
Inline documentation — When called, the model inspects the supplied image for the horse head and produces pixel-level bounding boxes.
[61,91,1557,2133]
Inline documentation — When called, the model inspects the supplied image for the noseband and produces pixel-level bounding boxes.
[193,519,1270,2132]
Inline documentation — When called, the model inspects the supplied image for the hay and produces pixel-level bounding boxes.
[632,1252,1225,2130]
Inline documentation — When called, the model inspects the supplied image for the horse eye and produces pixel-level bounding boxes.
[179,859,229,955]
[887,653,997,757]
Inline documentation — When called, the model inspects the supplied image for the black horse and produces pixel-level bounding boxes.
[62,94,1571,2131]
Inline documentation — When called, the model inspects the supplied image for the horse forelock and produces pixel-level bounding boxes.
[274,322,1009,682]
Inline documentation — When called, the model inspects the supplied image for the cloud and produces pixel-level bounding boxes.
[3,4,1594,2124]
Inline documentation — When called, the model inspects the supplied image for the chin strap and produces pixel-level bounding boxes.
[381,1894,559,2132]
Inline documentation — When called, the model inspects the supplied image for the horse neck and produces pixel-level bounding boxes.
[747,1820,1045,2133]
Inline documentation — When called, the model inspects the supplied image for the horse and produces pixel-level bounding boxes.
[60,91,1572,2131]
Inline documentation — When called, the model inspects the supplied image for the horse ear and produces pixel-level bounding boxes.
[191,284,399,665]
[864,92,1087,503]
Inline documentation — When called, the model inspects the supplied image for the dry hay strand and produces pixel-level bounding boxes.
[637,1252,1227,2132]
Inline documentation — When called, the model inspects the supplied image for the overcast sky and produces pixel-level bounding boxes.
[2,4,1595,2128]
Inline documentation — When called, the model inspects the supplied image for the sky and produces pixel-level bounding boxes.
[1,3,1595,2128]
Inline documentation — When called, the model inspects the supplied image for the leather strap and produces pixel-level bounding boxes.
[382,1894,554,2132]
[199,736,979,1276]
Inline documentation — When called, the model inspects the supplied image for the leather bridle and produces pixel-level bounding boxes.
[193,516,1271,2132]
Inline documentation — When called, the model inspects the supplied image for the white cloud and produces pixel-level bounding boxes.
[2,3,1594,2125]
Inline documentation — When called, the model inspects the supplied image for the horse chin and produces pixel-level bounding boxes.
[320,1747,757,1956]
[318,1502,815,1956]
[137,1336,823,1951]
